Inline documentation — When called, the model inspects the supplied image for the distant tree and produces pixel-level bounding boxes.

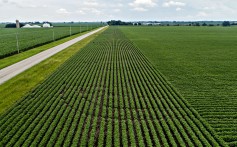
[107,20,133,26]
[209,24,215,27]
[5,23,24,28]
[202,23,207,26]
[43,22,53,26]
[222,21,230,27]
[195,22,200,26]
[231,22,237,25]
[167,24,170,26]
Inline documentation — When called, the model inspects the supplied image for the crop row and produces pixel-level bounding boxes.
[120,26,237,147]
[0,27,228,147]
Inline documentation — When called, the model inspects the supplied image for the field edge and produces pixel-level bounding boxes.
[0,27,107,115]
[0,28,99,70]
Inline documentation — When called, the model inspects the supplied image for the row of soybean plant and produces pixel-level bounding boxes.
[124,27,227,147]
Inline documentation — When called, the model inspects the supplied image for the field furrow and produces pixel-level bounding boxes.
[120,26,237,146]
[0,27,227,147]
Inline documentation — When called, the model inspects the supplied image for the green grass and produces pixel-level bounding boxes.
[0,28,98,69]
[0,27,107,114]
[120,26,237,146]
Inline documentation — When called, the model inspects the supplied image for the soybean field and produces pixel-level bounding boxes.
[121,26,237,146]
[0,25,99,59]
[0,27,227,147]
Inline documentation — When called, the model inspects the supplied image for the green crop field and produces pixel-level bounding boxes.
[0,27,228,146]
[120,26,237,146]
[52,22,104,27]
[0,24,6,28]
[0,25,100,59]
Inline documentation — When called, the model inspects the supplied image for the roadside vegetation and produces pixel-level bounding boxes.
[0,27,106,114]
[0,29,98,70]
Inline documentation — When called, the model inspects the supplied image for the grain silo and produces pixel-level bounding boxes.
[16,20,20,28]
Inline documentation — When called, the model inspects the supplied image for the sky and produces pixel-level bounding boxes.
[0,0,237,22]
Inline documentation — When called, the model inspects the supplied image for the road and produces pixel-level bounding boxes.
[0,26,107,85]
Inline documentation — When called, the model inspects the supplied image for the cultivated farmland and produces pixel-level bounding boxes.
[0,27,227,146]
[121,26,237,146]
[0,25,99,59]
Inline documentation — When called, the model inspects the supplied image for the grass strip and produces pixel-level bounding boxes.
[0,29,96,69]
[0,28,107,114]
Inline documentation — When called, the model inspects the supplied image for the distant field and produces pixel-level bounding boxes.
[121,26,237,146]
[0,24,6,28]
[0,24,101,59]
[52,22,103,27]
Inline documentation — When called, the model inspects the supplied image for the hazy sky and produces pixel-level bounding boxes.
[0,0,237,22]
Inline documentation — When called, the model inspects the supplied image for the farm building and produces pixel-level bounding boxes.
[142,22,161,26]
[22,24,41,28]
[22,24,31,28]
[43,23,51,28]
[32,25,41,28]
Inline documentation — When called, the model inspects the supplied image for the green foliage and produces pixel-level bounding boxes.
[222,21,231,27]
[5,23,24,28]
[107,20,132,26]
[0,27,228,147]
[121,26,237,145]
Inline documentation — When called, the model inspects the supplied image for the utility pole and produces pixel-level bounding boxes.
[70,26,72,36]
[16,33,19,54]
[53,30,55,41]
